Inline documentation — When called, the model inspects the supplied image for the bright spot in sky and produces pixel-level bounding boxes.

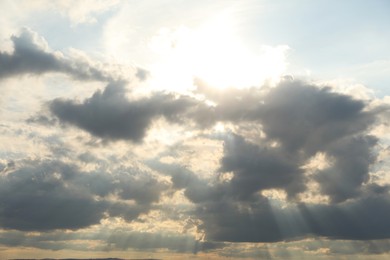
[149,11,289,92]
[213,122,225,133]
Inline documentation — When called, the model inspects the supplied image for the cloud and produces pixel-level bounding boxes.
[142,80,389,244]
[195,81,380,202]
[0,158,167,231]
[298,195,390,240]
[219,133,306,200]
[256,82,379,203]
[2,29,390,254]
[0,230,96,251]
[47,0,121,25]
[149,134,389,243]
[194,189,390,243]
[189,131,388,242]
[0,228,225,254]
[0,28,137,82]
[146,159,216,204]
[0,159,105,231]
[257,81,375,154]
[49,82,199,142]
[315,135,378,202]
[106,230,224,253]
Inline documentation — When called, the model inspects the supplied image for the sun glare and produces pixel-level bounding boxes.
[149,11,289,92]
[214,122,226,133]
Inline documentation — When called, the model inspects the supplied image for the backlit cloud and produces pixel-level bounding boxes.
[1,1,390,259]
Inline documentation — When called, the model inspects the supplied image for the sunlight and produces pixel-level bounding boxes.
[261,189,288,203]
[149,11,289,92]
[213,122,226,133]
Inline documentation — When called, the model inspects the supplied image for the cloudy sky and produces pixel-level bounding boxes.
[1,0,390,259]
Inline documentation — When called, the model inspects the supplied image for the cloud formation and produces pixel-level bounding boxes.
[0,158,167,231]
[143,81,389,243]
[24,76,388,247]
[0,28,138,82]
[195,81,380,201]
[1,1,390,258]
[49,82,199,142]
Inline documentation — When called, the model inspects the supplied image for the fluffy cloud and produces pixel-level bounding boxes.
[0,158,167,231]
[0,28,138,82]
[200,82,381,201]
[0,159,105,231]
[25,76,389,247]
[142,81,389,244]
[2,80,390,258]
[1,1,390,258]
[49,82,199,142]
[1,26,390,258]
[194,191,390,243]
[219,133,305,200]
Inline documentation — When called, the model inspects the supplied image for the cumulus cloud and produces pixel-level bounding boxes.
[257,82,379,202]
[5,70,390,252]
[219,133,306,200]
[0,159,105,231]
[0,158,167,231]
[0,28,139,82]
[258,82,375,153]
[194,191,390,243]
[49,82,200,142]
[1,0,390,258]
[196,81,381,202]
[141,80,389,244]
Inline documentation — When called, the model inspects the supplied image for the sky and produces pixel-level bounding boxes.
[0,0,390,259]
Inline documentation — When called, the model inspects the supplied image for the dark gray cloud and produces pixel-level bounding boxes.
[257,81,375,155]
[0,28,140,82]
[199,81,380,203]
[0,160,105,231]
[145,80,388,244]
[10,64,390,251]
[297,195,390,240]
[315,135,378,202]
[216,132,377,204]
[257,82,379,203]
[219,133,305,200]
[146,160,215,204]
[195,191,390,243]
[49,82,199,142]
[195,80,376,141]
[0,159,167,231]
[149,135,388,243]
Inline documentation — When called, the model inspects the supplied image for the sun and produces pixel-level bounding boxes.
[148,11,289,92]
